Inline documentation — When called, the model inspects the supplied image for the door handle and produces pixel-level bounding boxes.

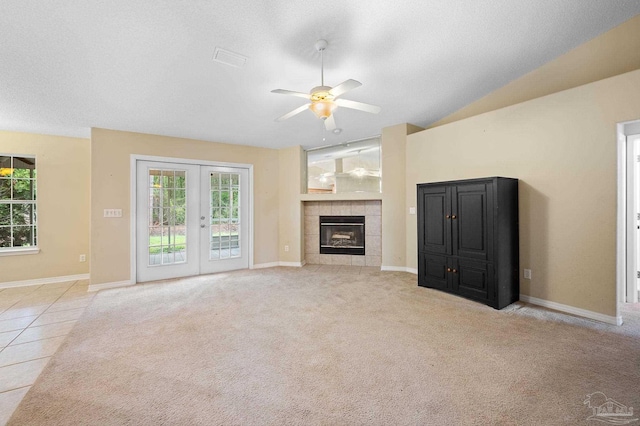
[201,216,205,220]
[451,215,457,219]
[200,224,206,228]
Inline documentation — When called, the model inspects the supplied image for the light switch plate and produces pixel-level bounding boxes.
[104,209,123,218]
[409,207,416,215]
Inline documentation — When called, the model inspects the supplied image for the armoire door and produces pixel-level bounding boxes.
[453,258,494,303]
[418,185,451,255]
[419,253,450,290]
[451,182,493,261]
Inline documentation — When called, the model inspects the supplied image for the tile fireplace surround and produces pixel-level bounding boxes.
[304,201,381,266]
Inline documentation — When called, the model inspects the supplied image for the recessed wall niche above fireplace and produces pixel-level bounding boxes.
[319,216,365,255]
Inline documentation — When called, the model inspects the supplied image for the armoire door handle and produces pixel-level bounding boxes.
[451,215,457,219]
[447,267,452,272]
[445,214,451,219]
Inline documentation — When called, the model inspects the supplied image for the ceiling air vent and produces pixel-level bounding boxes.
[212,47,247,68]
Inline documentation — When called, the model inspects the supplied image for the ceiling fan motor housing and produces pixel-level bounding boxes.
[310,86,334,102]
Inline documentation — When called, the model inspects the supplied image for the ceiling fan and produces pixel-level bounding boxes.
[271,39,381,131]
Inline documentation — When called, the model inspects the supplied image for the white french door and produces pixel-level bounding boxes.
[199,166,249,274]
[136,160,249,283]
[136,162,199,282]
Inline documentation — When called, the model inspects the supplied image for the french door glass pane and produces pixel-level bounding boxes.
[210,171,241,260]
[148,169,187,266]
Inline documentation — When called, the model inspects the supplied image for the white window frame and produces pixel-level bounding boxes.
[0,153,39,256]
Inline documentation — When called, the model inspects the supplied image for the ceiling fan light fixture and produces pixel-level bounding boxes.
[309,100,336,119]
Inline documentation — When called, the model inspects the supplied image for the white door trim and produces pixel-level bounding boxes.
[616,120,640,324]
[626,134,640,304]
[130,154,254,285]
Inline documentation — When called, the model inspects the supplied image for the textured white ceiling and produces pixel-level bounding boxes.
[1,1,639,149]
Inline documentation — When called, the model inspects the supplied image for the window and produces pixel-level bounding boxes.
[0,155,37,250]
[306,137,381,194]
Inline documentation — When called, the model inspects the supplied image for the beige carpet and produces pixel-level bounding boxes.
[8,267,640,425]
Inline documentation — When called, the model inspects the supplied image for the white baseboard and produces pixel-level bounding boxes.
[381,266,418,274]
[520,294,622,326]
[88,280,134,292]
[279,261,305,267]
[252,261,306,269]
[251,262,280,269]
[0,273,90,290]
[381,266,405,272]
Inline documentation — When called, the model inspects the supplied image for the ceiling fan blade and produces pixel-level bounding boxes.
[271,89,311,100]
[275,104,310,121]
[329,79,362,98]
[335,98,381,114]
[324,114,337,131]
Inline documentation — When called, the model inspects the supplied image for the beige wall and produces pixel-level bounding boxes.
[381,124,407,268]
[434,14,640,127]
[406,69,640,317]
[278,146,304,264]
[0,131,90,283]
[90,128,279,285]
[380,124,423,268]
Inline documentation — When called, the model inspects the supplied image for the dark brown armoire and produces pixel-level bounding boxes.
[417,177,519,309]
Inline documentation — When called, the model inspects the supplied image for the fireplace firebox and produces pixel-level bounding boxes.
[319,216,365,255]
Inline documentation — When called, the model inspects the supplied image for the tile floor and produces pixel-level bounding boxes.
[0,280,93,425]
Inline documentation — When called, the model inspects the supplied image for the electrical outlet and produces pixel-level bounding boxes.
[284,245,289,252]
[409,207,416,215]
[79,254,86,262]
[523,269,532,280]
